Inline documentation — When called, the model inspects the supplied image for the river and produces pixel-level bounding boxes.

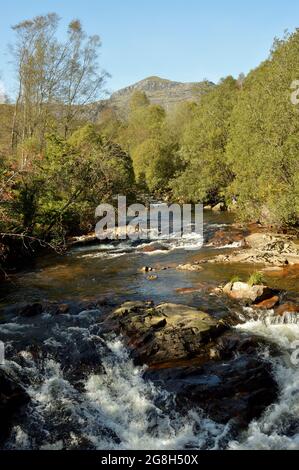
[0,210,299,450]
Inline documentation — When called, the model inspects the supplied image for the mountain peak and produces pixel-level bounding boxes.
[110,77,214,113]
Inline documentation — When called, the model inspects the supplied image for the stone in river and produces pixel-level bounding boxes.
[252,296,280,310]
[144,330,278,428]
[0,369,30,440]
[223,281,277,304]
[147,275,158,281]
[176,263,203,272]
[103,302,227,366]
[274,302,299,316]
[19,303,43,317]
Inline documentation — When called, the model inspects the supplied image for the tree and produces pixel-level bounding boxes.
[226,31,299,225]
[131,138,176,192]
[10,13,108,159]
[10,13,61,158]
[129,90,149,111]
[171,76,238,203]
[60,20,109,138]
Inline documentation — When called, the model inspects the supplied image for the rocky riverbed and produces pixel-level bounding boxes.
[0,210,299,450]
[205,231,299,267]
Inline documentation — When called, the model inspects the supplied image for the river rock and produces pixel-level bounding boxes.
[207,228,247,248]
[147,275,158,281]
[212,202,226,212]
[176,264,204,272]
[274,303,299,316]
[56,303,70,314]
[137,242,168,253]
[209,232,299,267]
[103,302,227,366]
[223,282,277,304]
[19,303,43,317]
[252,296,280,310]
[141,266,154,272]
[0,369,30,440]
[145,351,277,427]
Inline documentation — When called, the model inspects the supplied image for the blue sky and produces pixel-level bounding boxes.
[1,0,299,97]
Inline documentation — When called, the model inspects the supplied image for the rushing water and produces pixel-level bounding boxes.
[1,210,299,450]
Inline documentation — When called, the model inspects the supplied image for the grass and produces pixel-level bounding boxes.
[230,275,242,284]
[247,271,265,287]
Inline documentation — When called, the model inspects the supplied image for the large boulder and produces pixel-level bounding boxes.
[19,303,43,317]
[0,369,30,440]
[145,354,277,427]
[145,331,278,427]
[103,302,227,366]
[223,281,277,304]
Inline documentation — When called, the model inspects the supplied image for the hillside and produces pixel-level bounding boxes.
[109,76,214,114]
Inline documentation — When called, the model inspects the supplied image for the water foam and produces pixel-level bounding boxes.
[5,335,230,450]
[229,315,299,449]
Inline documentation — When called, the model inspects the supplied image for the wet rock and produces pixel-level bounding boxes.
[147,275,158,281]
[212,330,279,359]
[223,282,277,304]
[141,266,154,272]
[56,303,70,314]
[212,202,226,212]
[103,302,227,366]
[209,232,299,267]
[176,264,203,272]
[252,296,280,310]
[274,303,299,316]
[207,228,247,248]
[19,303,43,317]
[0,369,30,440]
[137,243,168,253]
[145,352,277,428]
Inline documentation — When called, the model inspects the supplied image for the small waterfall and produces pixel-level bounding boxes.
[243,306,299,325]
[264,312,299,325]
[230,314,299,449]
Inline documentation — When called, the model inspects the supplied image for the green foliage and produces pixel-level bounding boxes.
[4,124,135,241]
[129,91,150,111]
[2,13,299,268]
[247,272,265,287]
[121,92,179,194]
[230,275,242,284]
[131,138,177,192]
[171,76,238,203]
[226,31,299,225]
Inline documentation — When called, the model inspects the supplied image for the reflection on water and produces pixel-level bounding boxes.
[1,210,298,309]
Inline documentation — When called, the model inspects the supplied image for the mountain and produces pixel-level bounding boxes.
[108,76,214,114]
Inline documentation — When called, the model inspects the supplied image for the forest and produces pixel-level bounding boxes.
[0,13,299,272]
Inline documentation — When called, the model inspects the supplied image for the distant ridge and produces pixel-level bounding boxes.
[109,76,214,113]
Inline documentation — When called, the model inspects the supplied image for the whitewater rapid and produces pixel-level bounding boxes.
[228,313,299,450]
[2,308,299,450]
[1,209,298,450]
[4,335,229,450]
